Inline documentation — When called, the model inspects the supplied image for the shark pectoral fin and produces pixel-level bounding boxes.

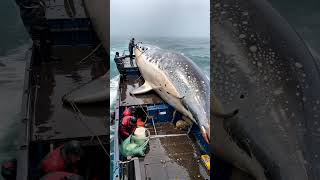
[130,81,153,95]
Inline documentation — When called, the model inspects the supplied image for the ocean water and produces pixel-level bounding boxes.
[0,0,29,173]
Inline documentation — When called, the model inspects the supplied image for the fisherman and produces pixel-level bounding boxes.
[123,106,136,117]
[128,38,135,66]
[1,159,17,180]
[119,116,137,140]
[40,140,83,175]
[114,52,126,78]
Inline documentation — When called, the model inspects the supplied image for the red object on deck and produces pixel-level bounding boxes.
[41,145,66,174]
[41,145,77,174]
[119,116,137,139]
[123,107,132,116]
[137,118,145,127]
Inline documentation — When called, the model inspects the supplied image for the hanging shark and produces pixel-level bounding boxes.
[62,72,108,104]
[213,0,320,179]
[83,0,109,52]
[132,44,210,143]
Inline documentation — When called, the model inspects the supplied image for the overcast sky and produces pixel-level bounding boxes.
[110,0,209,38]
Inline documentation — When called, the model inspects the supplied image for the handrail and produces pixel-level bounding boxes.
[17,46,33,180]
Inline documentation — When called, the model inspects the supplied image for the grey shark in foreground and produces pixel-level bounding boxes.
[133,44,210,143]
[62,73,108,104]
[213,0,320,179]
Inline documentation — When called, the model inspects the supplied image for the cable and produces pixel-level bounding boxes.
[69,101,110,158]
[78,43,102,64]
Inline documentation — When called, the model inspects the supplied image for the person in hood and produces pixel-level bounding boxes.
[40,140,83,175]
[119,116,137,140]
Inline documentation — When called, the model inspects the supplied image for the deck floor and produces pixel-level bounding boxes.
[46,0,87,19]
[32,46,107,141]
[139,123,209,180]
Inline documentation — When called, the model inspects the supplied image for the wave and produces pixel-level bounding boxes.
[110,75,120,107]
[0,44,30,84]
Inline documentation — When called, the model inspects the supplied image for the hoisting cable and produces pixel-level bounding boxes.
[78,43,102,64]
[69,101,110,158]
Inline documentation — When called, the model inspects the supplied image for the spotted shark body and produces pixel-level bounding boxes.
[133,44,210,142]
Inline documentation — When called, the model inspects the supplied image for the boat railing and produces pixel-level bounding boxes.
[112,83,121,179]
[17,46,33,180]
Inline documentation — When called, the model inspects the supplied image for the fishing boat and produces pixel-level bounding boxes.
[111,53,210,179]
[16,0,108,179]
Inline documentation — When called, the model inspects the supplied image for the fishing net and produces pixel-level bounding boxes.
[120,129,150,157]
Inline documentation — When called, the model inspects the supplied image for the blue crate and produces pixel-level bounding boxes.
[146,104,173,123]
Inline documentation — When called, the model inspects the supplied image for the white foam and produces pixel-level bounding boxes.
[110,75,120,107]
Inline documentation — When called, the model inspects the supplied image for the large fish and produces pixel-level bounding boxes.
[213,0,320,179]
[83,0,109,52]
[62,73,108,104]
[133,44,210,143]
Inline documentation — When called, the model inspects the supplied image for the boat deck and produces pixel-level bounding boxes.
[31,46,107,141]
[137,123,210,180]
[46,0,87,19]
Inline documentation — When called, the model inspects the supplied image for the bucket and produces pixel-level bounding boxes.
[134,127,146,138]
[133,127,147,146]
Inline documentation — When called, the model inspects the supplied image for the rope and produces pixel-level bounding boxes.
[118,157,139,164]
[149,134,187,139]
[78,43,102,64]
[134,75,142,82]
[112,157,139,175]
[151,117,157,135]
[69,101,110,158]
[130,92,151,123]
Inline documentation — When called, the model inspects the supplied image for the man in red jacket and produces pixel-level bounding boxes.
[119,116,137,140]
[40,140,83,175]
[123,106,136,117]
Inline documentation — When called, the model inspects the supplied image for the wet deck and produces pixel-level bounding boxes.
[46,0,87,19]
[119,76,163,106]
[138,123,209,180]
[32,46,107,141]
